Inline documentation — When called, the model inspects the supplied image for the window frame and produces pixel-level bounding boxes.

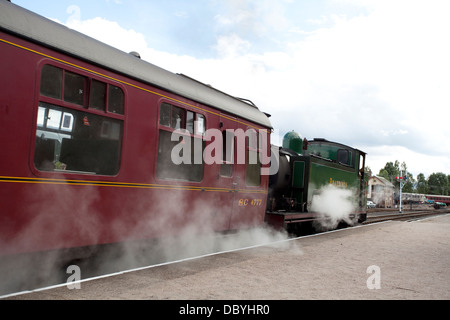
[33,61,126,176]
[39,62,126,119]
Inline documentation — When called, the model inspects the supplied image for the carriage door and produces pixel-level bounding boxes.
[216,114,242,230]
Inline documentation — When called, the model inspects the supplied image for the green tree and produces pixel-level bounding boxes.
[378,160,405,189]
[416,173,428,194]
[378,161,399,183]
[448,175,450,195]
[428,172,449,195]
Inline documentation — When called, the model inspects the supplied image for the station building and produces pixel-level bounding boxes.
[367,176,395,208]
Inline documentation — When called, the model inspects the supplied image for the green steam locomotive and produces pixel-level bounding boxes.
[265,131,367,233]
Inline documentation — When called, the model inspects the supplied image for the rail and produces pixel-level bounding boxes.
[363,209,450,224]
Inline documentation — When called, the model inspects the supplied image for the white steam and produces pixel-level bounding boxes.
[1,181,300,296]
[310,184,358,230]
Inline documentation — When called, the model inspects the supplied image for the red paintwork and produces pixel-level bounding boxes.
[0,32,270,256]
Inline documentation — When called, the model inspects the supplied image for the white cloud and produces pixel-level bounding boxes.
[213,34,252,59]
[362,145,450,179]
[215,0,291,37]
[66,17,148,54]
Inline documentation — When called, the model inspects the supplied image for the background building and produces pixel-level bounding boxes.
[368,176,394,208]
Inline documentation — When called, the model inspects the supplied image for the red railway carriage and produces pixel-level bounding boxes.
[425,195,450,205]
[0,2,272,256]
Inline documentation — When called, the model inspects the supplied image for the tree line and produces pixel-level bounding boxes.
[367,160,449,196]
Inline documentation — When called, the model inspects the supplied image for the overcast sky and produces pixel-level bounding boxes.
[14,0,450,178]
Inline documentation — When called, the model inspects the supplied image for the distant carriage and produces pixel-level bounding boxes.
[425,194,450,206]
[401,193,427,204]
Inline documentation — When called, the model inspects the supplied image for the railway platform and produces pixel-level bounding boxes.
[3,214,450,300]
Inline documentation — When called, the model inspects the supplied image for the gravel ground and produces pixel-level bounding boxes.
[4,214,450,300]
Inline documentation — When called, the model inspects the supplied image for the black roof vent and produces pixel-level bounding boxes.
[129,51,141,59]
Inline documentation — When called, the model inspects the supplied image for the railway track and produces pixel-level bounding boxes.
[363,209,450,224]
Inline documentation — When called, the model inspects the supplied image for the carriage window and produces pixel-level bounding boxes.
[159,103,171,127]
[108,85,124,115]
[246,129,261,186]
[157,102,206,182]
[220,130,234,177]
[246,150,261,186]
[46,108,63,130]
[34,103,122,175]
[248,130,257,149]
[90,79,107,111]
[40,65,62,99]
[186,111,194,134]
[157,131,204,182]
[159,103,205,134]
[172,106,185,129]
[196,114,206,135]
[36,64,124,176]
[61,113,74,131]
[40,65,125,115]
[64,71,86,105]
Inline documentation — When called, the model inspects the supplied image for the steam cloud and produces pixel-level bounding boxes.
[310,184,358,230]
[0,181,299,296]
